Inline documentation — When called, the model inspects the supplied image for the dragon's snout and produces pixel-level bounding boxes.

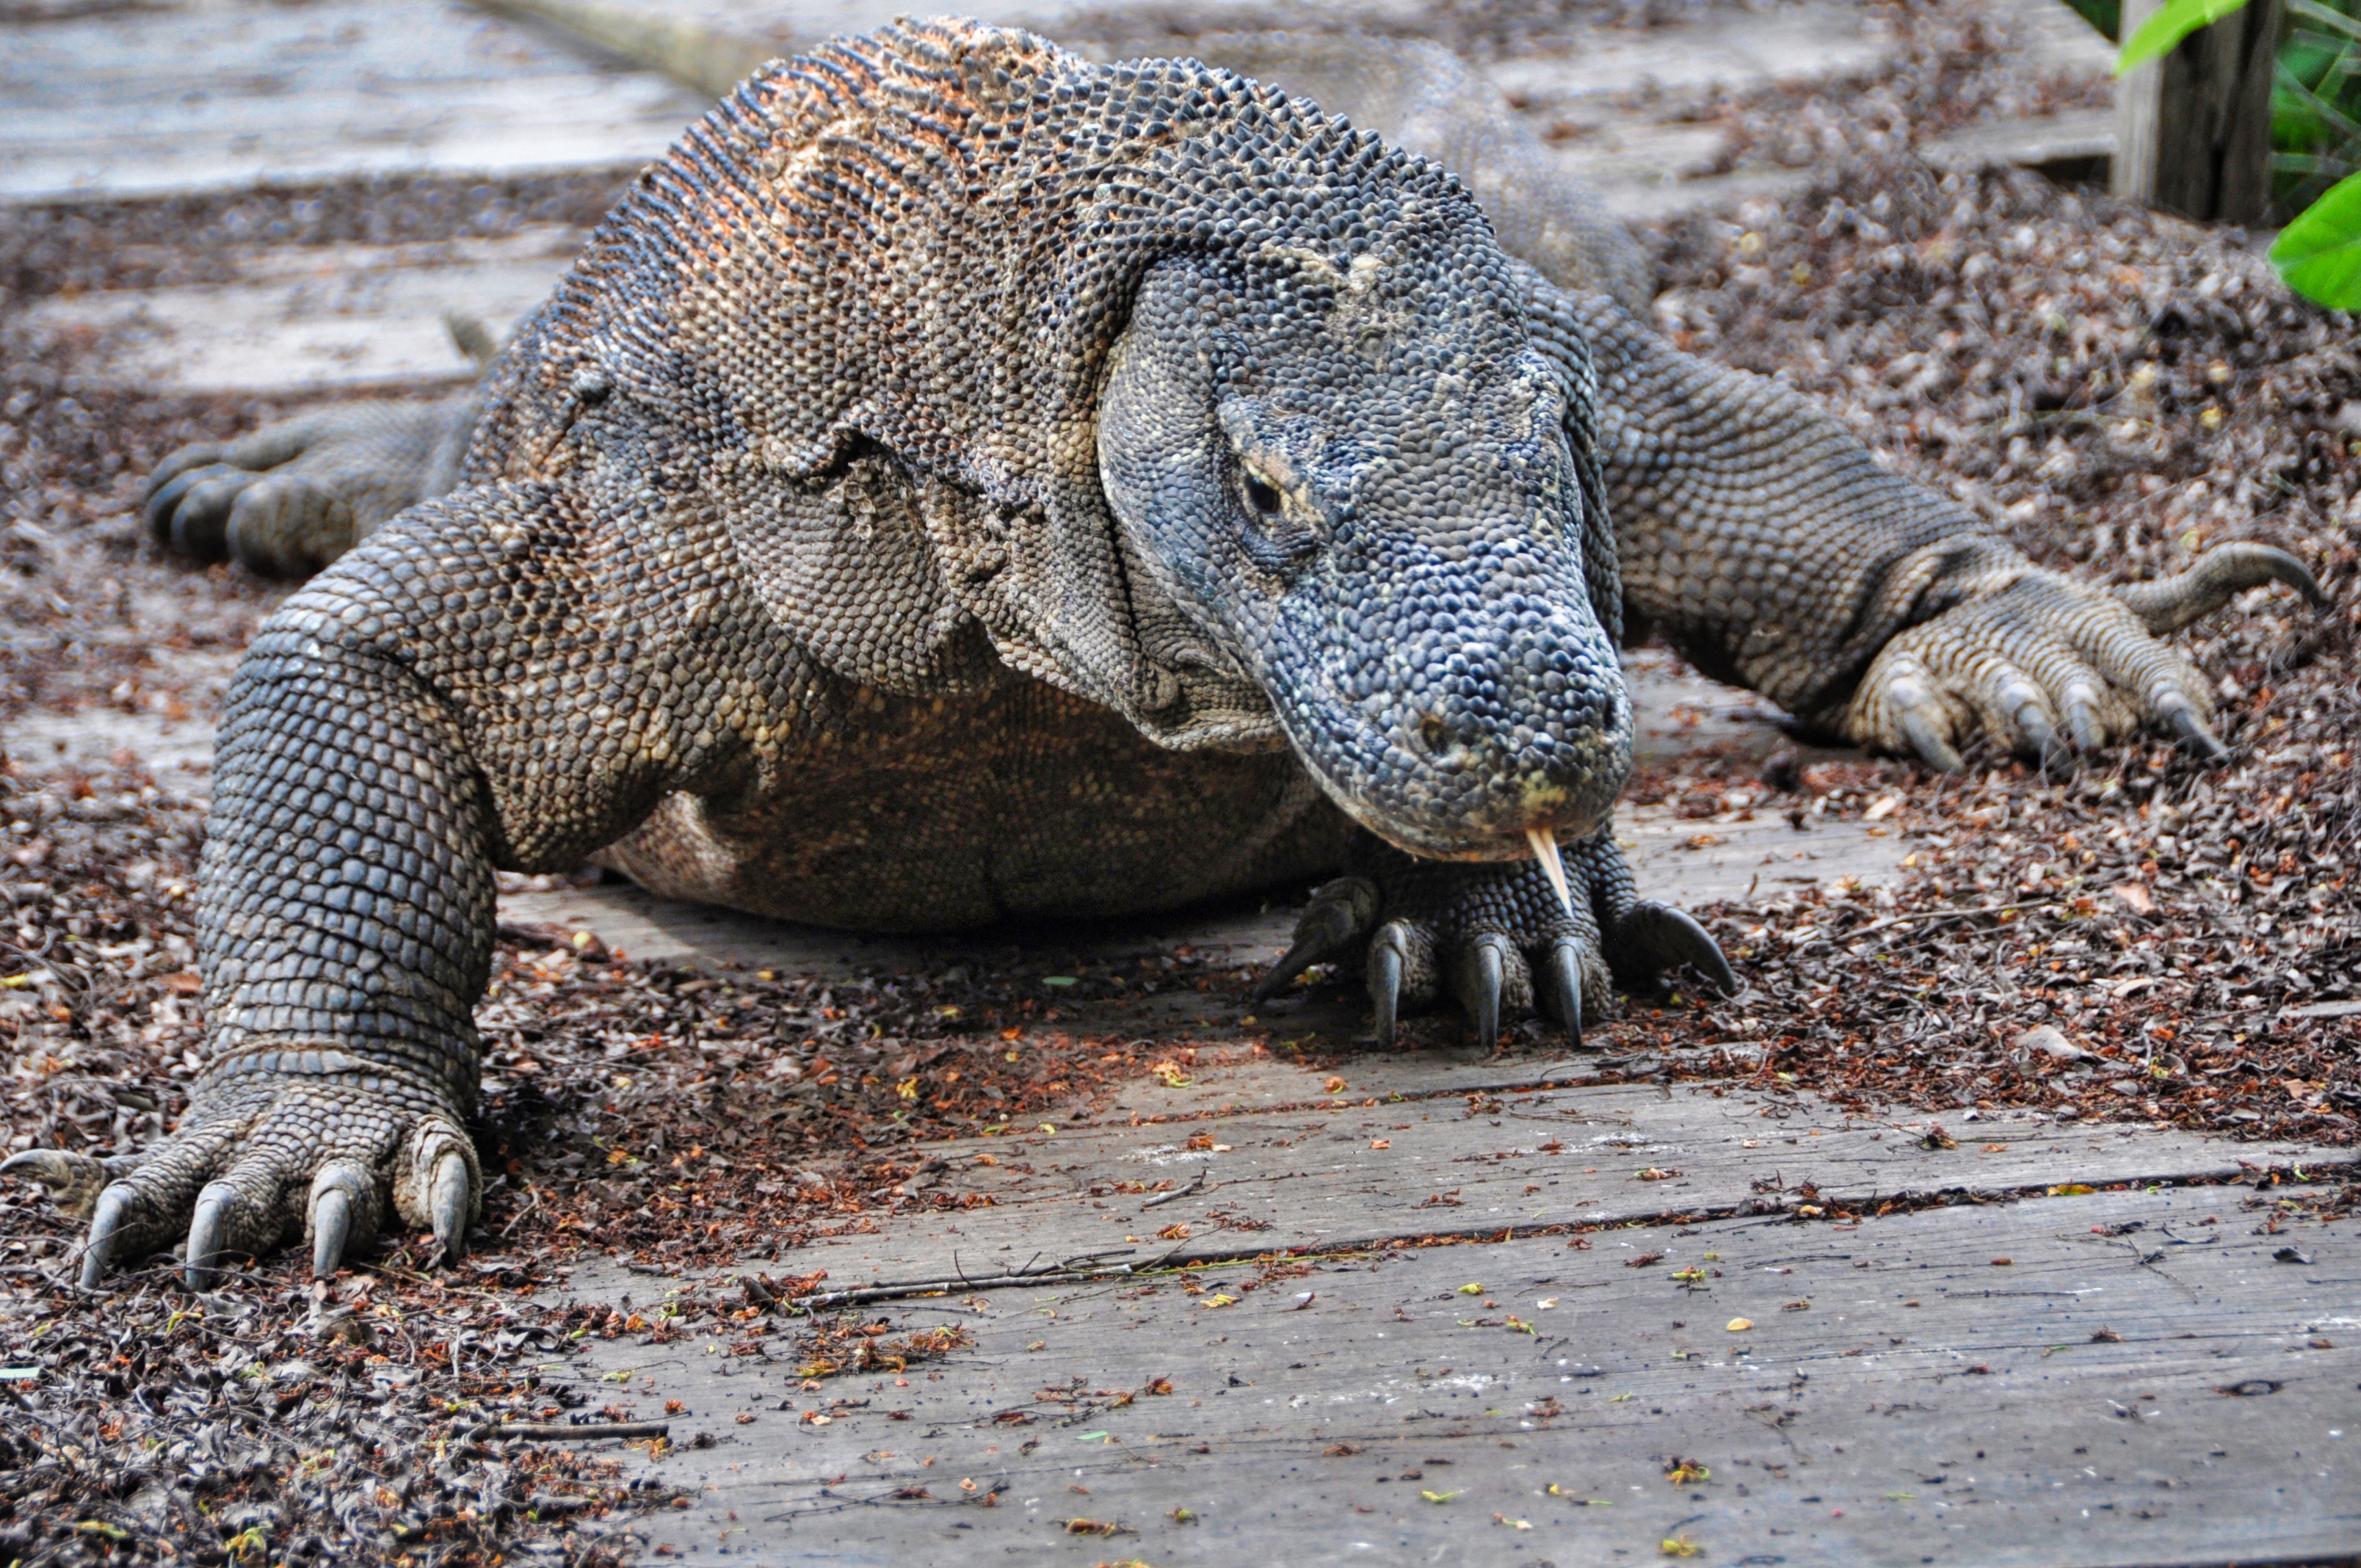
[1276,587,1633,862]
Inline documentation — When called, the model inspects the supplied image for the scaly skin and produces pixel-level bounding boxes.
[1156,32,1658,313]
[19,21,2323,1288]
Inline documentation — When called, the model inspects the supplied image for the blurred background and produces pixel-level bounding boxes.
[0,0,2118,393]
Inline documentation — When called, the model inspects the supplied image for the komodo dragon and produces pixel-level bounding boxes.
[7,20,2324,1289]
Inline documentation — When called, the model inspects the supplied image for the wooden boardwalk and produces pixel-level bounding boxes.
[520,974,2352,1565]
[0,0,705,203]
[561,1183,2357,1567]
[522,979,2354,1567]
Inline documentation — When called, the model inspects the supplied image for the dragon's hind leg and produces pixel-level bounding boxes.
[145,390,479,576]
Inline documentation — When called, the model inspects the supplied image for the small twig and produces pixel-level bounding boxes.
[465,1420,670,1442]
[521,1493,600,1515]
[1843,898,2064,940]
[497,1184,542,1240]
[1139,1169,1209,1210]
[796,1264,1100,1311]
[791,1244,1191,1311]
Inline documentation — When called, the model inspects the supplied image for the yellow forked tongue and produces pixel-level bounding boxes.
[1526,827,1574,920]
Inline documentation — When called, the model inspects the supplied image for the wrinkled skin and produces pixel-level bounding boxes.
[17,22,2325,1291]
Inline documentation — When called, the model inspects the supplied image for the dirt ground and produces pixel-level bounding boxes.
[0,4,2356,1564]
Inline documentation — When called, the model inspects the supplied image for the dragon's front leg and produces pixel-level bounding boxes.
[1256,827,1735,1047]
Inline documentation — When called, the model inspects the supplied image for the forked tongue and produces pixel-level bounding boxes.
[1526,827,1574,920]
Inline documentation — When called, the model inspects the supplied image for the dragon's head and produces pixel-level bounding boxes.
[1098,228,1631,863]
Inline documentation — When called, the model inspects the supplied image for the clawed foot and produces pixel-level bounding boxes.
[1846,544,2329,773]
[1255,829,1736,1047]
[143,390,479,578]
[2,1060,478,1290]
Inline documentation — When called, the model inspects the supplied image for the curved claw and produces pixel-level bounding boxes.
[141,442,225,506]
[80,1184,133,1291]
[1986,669,2070,773]
[2165,705,2230,762]
[145,465,250,560]
[1459,935,1507,1048]
[2062,686,2108,754]
[1369,939,1403,1048]
[1542,939,1584,1050]
[1616,904,1738,996]
[1255,877,1377,1001]
[1,1149,115,1217]
[184,1180,238,1291]
[1252,941,1316,1003]
[2115,542,2331,634]
[430,1153,470,1266]
[1898,706,1963,774]
[2017,708,2073,777]
[1255,924,1338,1002]
[142,466,207,546]
[308,1161,373,1279]
[311,1187,352,1280]
[443,308,500,370]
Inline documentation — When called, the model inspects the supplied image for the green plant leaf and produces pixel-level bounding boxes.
[2271,167,2361,306]
[2288,0,2361,47]
[2117,0,2256,72]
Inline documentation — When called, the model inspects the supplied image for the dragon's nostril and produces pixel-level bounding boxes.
[1416,712,1450,755]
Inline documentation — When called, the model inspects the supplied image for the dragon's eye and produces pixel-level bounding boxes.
[1228,450,1321,571]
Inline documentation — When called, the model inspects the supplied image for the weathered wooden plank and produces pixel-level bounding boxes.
[16,228,585,393]
[485,644,1896,986]
[0,0,703,201]
[491,788,1896,995]
[481,649,1898,992]
[8,703,222,785]
[491,875,1287,990]
[551,1184,2360,1567]
[1479,3,1898,119]
[696,1077,2346,1294]
[1921,108,2118,182]
[637,0,1894,106]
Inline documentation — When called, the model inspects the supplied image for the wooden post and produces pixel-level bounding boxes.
[2112,0,2283,224]
[471,0,772,98]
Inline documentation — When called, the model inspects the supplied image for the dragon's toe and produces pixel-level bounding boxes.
[0,1148,128,1222]
[141,392,479,578]
[4,1060,479,1290]
[1846,551,2329,772]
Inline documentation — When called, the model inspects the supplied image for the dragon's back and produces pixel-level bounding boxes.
[456,17,1515,733]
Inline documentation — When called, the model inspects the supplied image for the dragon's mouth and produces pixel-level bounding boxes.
[1284,722,1624,864]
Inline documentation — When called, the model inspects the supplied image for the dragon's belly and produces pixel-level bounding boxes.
[595,678,1352,932]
